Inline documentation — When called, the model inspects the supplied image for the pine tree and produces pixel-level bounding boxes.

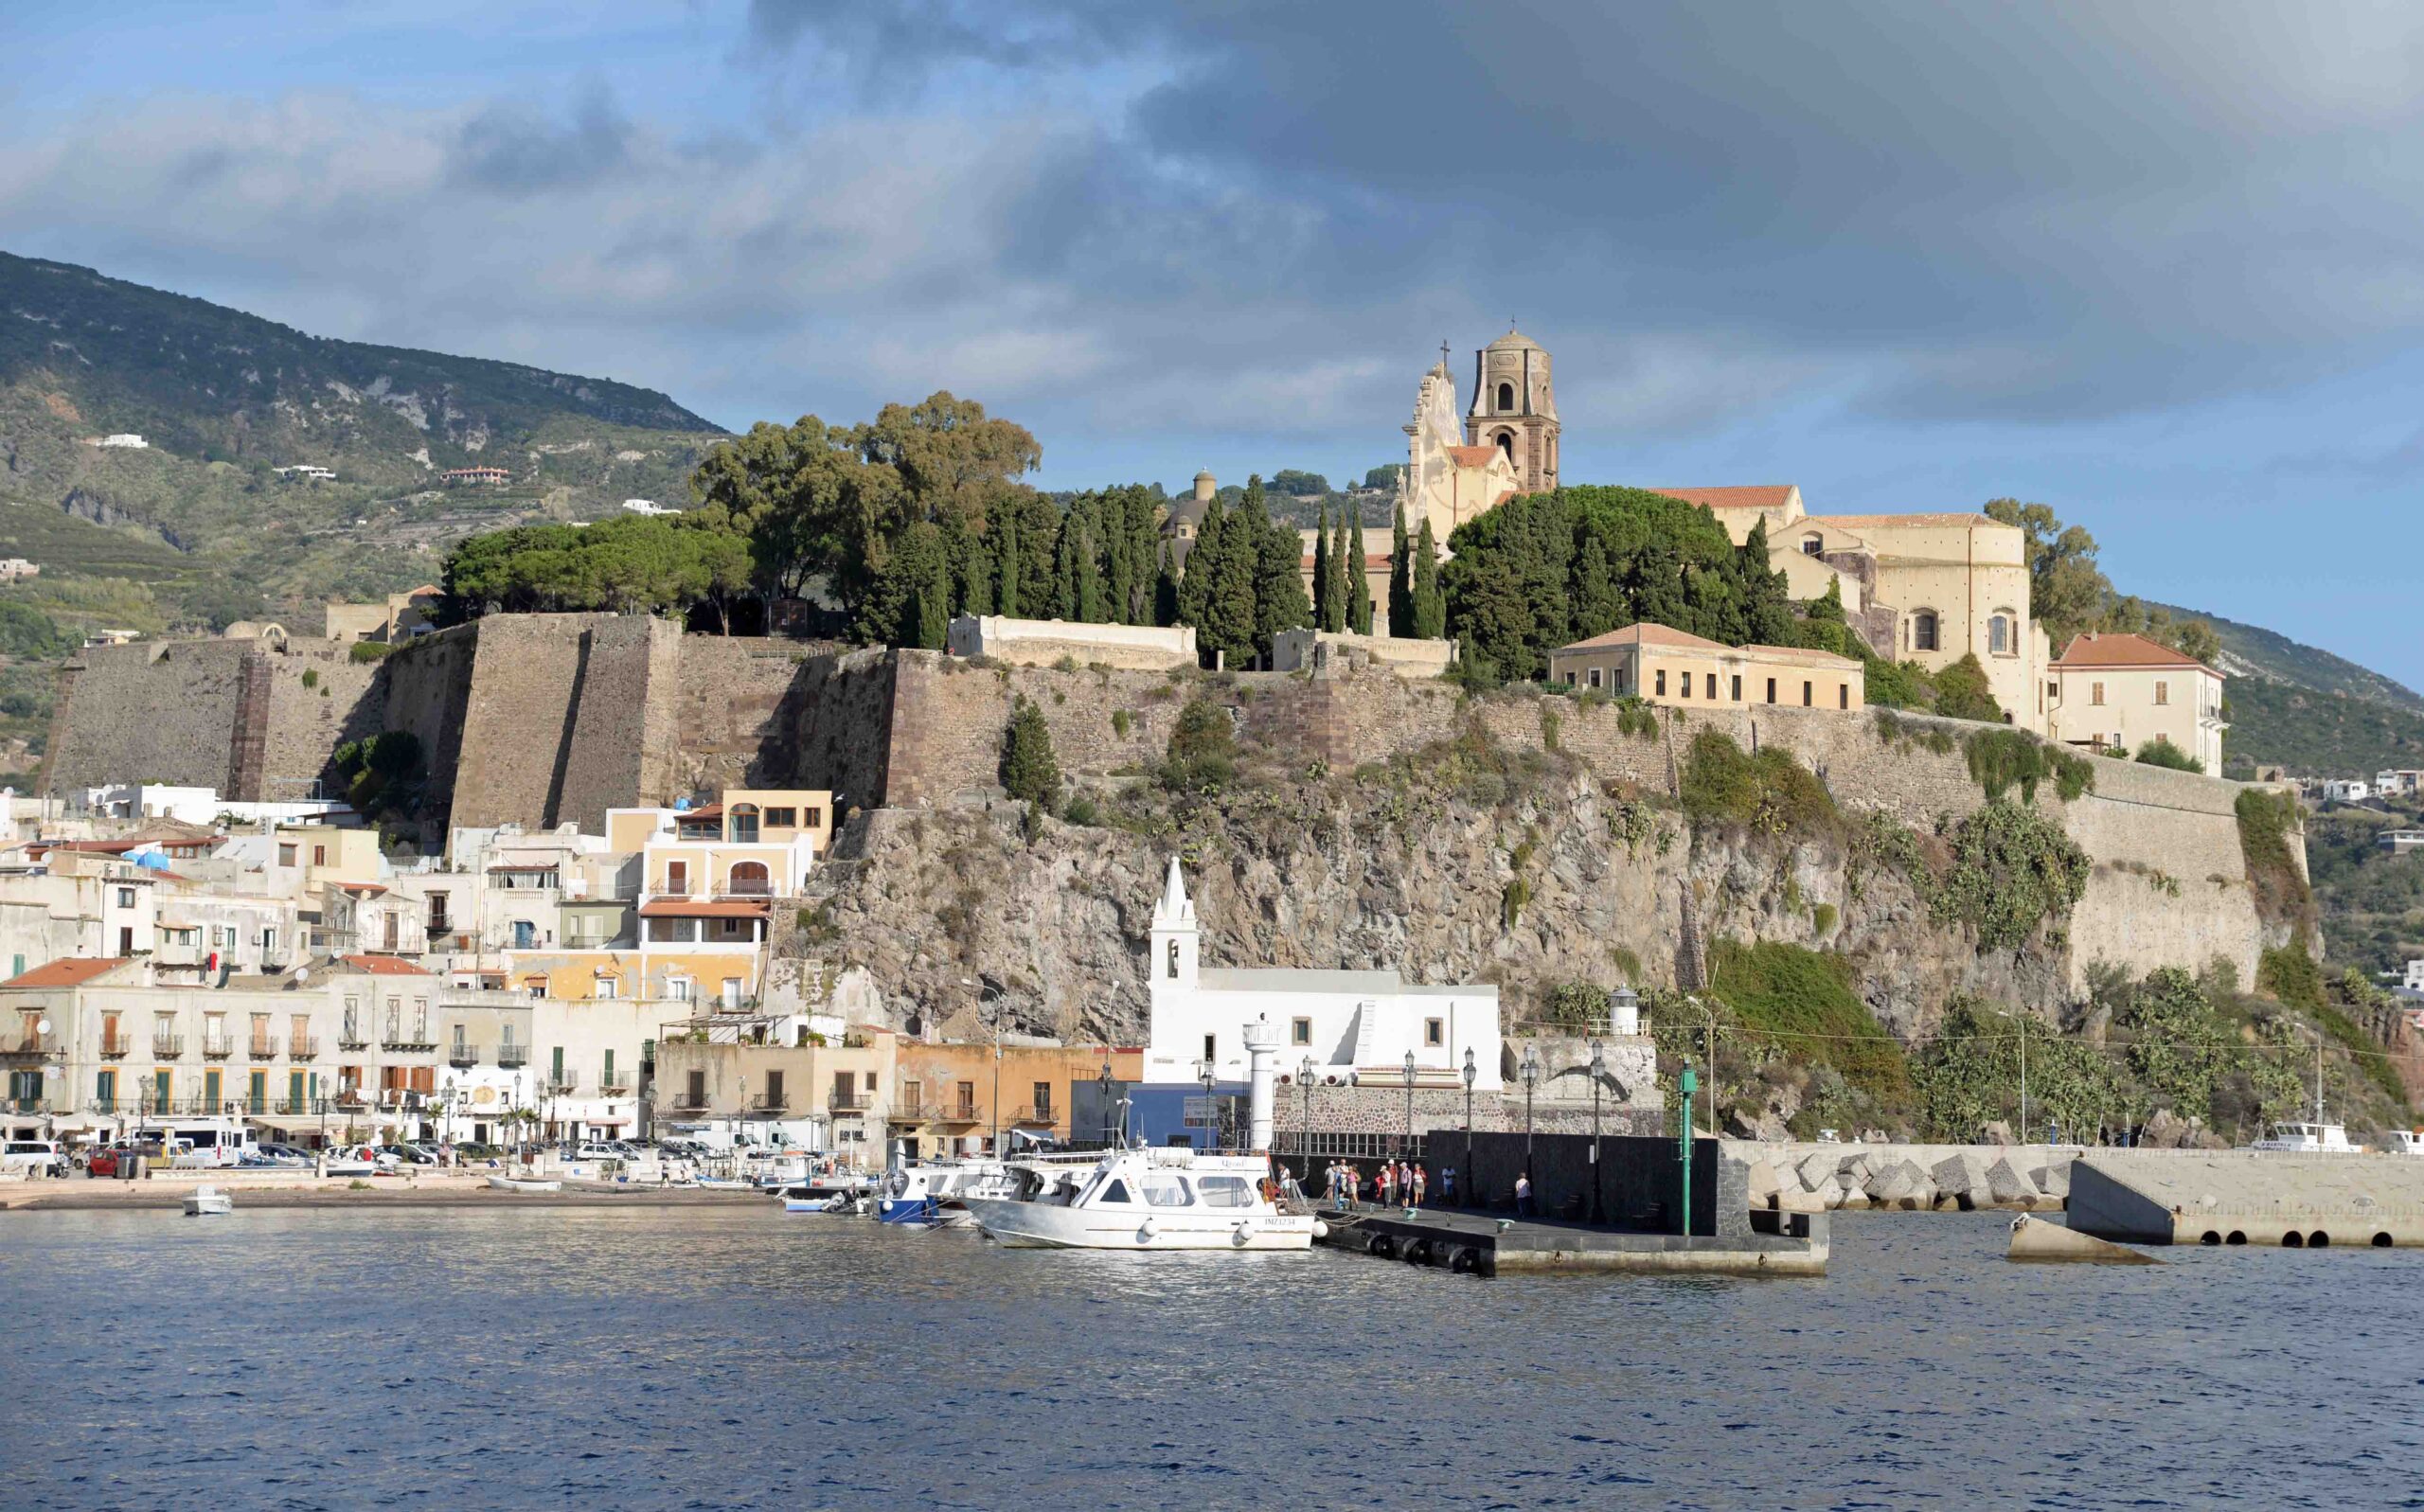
[999,696,1061,807]
[1412,517,1445,639]
[995,509,1021,617]
[1629,538,1687,631]
[1346,511,1373,634]
[1387,501,1414,636]
[1310,502,1335,631]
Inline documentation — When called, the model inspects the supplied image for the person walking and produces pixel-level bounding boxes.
[1377,1162,1395,1206]
[1338,1164,1355,1212]
[1515,1170,1535,1218]
[1411,1164,1427,1208]
[1440,1164,1456,1206]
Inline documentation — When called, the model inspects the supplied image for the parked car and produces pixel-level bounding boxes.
[323,1146,398,1176]
[257,1143,314,1163]
[3,1139,67,1177]
[571,1143,626,1163]
[378,1144,437,1165]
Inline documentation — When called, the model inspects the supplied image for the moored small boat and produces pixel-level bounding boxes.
[485,1175,563,1194]
[182,1185,233,1217]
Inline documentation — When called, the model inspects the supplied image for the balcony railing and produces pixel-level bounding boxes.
[828,1092,872,1112]
[289,1035,319,1060]
[247,1037,280,1060]
[201,1034,236,1060]
[151,1035,185,1059]
[337,1032,368,1051]
[748,1091,787,1112]
[939,1102,981,1123]
[383,1032,437,1053]
[652,876,696,896]
[671,1092,711,1112]
[1010,1104,1058,1127]
[598,1076,632,1096]
[98,1035,134,1060]
[5,1094,52,1113]
[715,877,774,898]
[887,1098,939,1122]
[497,1044,530,1068]
[448,1043,482,1068]
[543,1077,580,1097]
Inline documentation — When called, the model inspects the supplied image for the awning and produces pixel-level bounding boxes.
[638,898,768,919]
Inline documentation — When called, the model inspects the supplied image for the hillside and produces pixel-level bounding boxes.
[2150,599,2422,712]
[0,251,734,759]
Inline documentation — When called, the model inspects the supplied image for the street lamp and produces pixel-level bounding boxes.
[1097,1058,1114,1147]
[1400,1049,1417,1162]
[1519,1044,1541,1176]
[1196,1057,1218,1150]
[1460,1046,1477,1209]
[1588,1037,1606,1223]
[1297,1055,1314,1175]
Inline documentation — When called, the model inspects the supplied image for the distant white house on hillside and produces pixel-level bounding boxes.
[86,434,148,449]
[621,499,678,517]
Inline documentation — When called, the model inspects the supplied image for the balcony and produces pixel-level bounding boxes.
[201,1034,236,1060]
[383,1032,437,1053]
[247,1037,280,1060]
[938,1102,981,1124]
[651,876,696,897]
[887,1098,939,1123]
[497,1044,530,1068]
[289,1035,319,1060]
[151,1035,186,1059]
[5,1094,50,1114]
[98,1034,134,1060]
[448,1042,482,1068]
[2,1031,64,1063]
[748,1091,788,1113]
[543,1077,580,1097]
[828,1091,873,1113]
[598,1076,632,1096]
[337,1031,368,1051]
[670,1092,711,1113]
[714,877,775,899]
[1010,1104,1059,1127]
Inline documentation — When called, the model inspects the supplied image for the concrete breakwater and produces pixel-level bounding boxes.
[1729,1140,2079,1213]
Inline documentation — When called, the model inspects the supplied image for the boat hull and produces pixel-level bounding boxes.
[961,1198,1314,1251]
[877,1196,938,1225]
[485,1176,561,1193]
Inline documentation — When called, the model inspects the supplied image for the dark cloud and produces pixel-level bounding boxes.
[446,82,633,194]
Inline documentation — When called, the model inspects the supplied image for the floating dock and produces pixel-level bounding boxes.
[1313,1207,1827,1276]
[2067,1152,2424,1248]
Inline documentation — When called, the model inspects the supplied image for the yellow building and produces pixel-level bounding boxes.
[501,947,761,1010]
[273,824,383,895]
[2045,632,2228,772]
[1548,623,1864,713]
[604,787,832,901]
[885,1042,1145,1158]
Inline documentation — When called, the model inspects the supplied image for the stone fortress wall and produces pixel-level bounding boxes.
[43,621,2288,990]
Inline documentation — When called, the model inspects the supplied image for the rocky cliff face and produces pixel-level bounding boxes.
[794,761,2071,1049]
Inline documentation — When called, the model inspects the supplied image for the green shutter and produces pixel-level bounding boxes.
[604,1048,615,1078]
[551,1046,564,1080]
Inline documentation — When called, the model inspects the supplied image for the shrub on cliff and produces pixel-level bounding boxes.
[1930,653,2005,722]
[1929,799,2090,951]
[1963,727,2093,803]
[999,696,1060,807]
[2235,787,2315,936]
[1705,941,1911,1109]
[1159,696,1237,794]
[1678,729,1838,838]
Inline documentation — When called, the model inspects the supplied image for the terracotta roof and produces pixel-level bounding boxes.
[1554,622,1733,654]
[677,804,724,822]
[337,953,433,976]
[2051,632,2219,674]
[1650,486,1797,510]
[1815,512,1998,528]
[0,956,134,989]
[1444,444,1499,468]
[639,898,770,919]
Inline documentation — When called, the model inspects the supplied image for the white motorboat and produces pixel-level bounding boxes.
[878,1157,1020,1225]
[182,1185,233,1217]
[961,1147,1317,1251]
[2249,1121,2360,1153]
[485,1175,563,1194]
[2391,1130,2423,1156]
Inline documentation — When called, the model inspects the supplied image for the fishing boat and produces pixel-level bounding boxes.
[877,1158,1017,1224]
[2390,1130,2423,1156]
[2249,1121,2360,1153]
[485,1175,563,1194]
[182,1184,234,1217]
[961,1146,1317,1251]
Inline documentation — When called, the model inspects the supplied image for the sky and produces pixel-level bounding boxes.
[2,1,2419,686]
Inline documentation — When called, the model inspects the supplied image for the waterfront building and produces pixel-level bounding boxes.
[655,1022,900,1157]
[1546,622,1864,712]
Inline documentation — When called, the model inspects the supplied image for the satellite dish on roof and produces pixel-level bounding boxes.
[294,968,310,986]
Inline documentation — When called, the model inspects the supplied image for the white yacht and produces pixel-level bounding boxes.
[961,1146,1317,1251]
[2249,1121,2360,1153]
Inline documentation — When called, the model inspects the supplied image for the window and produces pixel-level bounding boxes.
[1097,1179,1133,1205]
[956,1080,975,1115]
[1197,1175,1254,1208]
[1032,1081,1052,1117]
[1496,432,1513,464]
[2154,681,2169,706]
[1802,681,1813,707]
[312,845,327,866]
[721,977,743,1007]
[760,1067,780,1108]
[1839,684,1850,710]
[1677,670,1688,698]
[1730,675,1741,702]
[1766,677,1776,703]
[1989,614,2014,656]
[2091,682,2106,706]
[764,807,796,827]
[1167,940,1180,979]
[1139,1173,1194,1207]
[1655,669,1667,696]
[1586,667,1602,689]
[1291,1017,1311,1046]
[116,887,135,909]
[803,808,824,830]
[1912,611,1938,652]
[1203,1033,1216,1062]
[1801,534,1824,556]
[1705,673,1718,700]
[1424,1017,1443,1046]
[277,844,297,867]
[727,804,760,843]
[1496,381,1515,410]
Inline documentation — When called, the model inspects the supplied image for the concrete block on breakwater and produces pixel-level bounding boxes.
[2067,1152,2424,1248]
[1728,1140,2080,1213]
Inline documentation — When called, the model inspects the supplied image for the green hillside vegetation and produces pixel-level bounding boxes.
[2305,796,2424,975]
[2148,598,2423,712]
[2218,678,2424,778]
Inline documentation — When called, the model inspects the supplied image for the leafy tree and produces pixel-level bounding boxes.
[2135,736,2204,774]
[1310,502,1338,632]
[1346,512,1373,633]
[1985,498,2110,644]
[1931,652,2005,722]
[1161,696,1238,792]
[1411,517,1445,639]
[0,602,69,660]
[1364,463,1406,490]
[999,697,1060,806]
[1269,469,1330,496]
[1387,502,1414,637]
[2171,618,2223,667]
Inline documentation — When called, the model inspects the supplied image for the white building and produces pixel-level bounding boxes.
[2374,770,2423,797]
[1143,858,1502,1092]
[80,784,350,827]
[621,499,677,517]
[91,434,148,449]
[2321,778,2373,803]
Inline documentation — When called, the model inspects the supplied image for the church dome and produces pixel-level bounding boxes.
[1486,327,1544,353]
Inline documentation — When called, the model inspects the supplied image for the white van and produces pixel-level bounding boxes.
[2,1139,67,1177]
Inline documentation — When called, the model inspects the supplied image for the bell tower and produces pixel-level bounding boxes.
[1465,325,1560,494]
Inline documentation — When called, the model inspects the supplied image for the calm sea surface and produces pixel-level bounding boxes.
[1,1206,2416,1510]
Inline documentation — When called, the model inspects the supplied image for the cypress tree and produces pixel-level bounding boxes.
[1412,516,1445,639]
[1252,497,1312,657]
[916,544,952,649]
[1074,516,1106,623]
[1387,501,1413,636]
[1207,487,1260,667]
[1101,491,1134,627]
[995,509,1020,617]
[1049,509,1081,620]
[1346,511,1373,634]
[961,534,994,616]
[1175,495,1224,632]
[999,696,1060,807]
[1310,502,1335,631]
[1153,542,1181,627]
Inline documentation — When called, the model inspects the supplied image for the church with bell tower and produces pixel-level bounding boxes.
[1465,326,1559,493]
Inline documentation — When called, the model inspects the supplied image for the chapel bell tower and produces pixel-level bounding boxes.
[1465,325,1560,495]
